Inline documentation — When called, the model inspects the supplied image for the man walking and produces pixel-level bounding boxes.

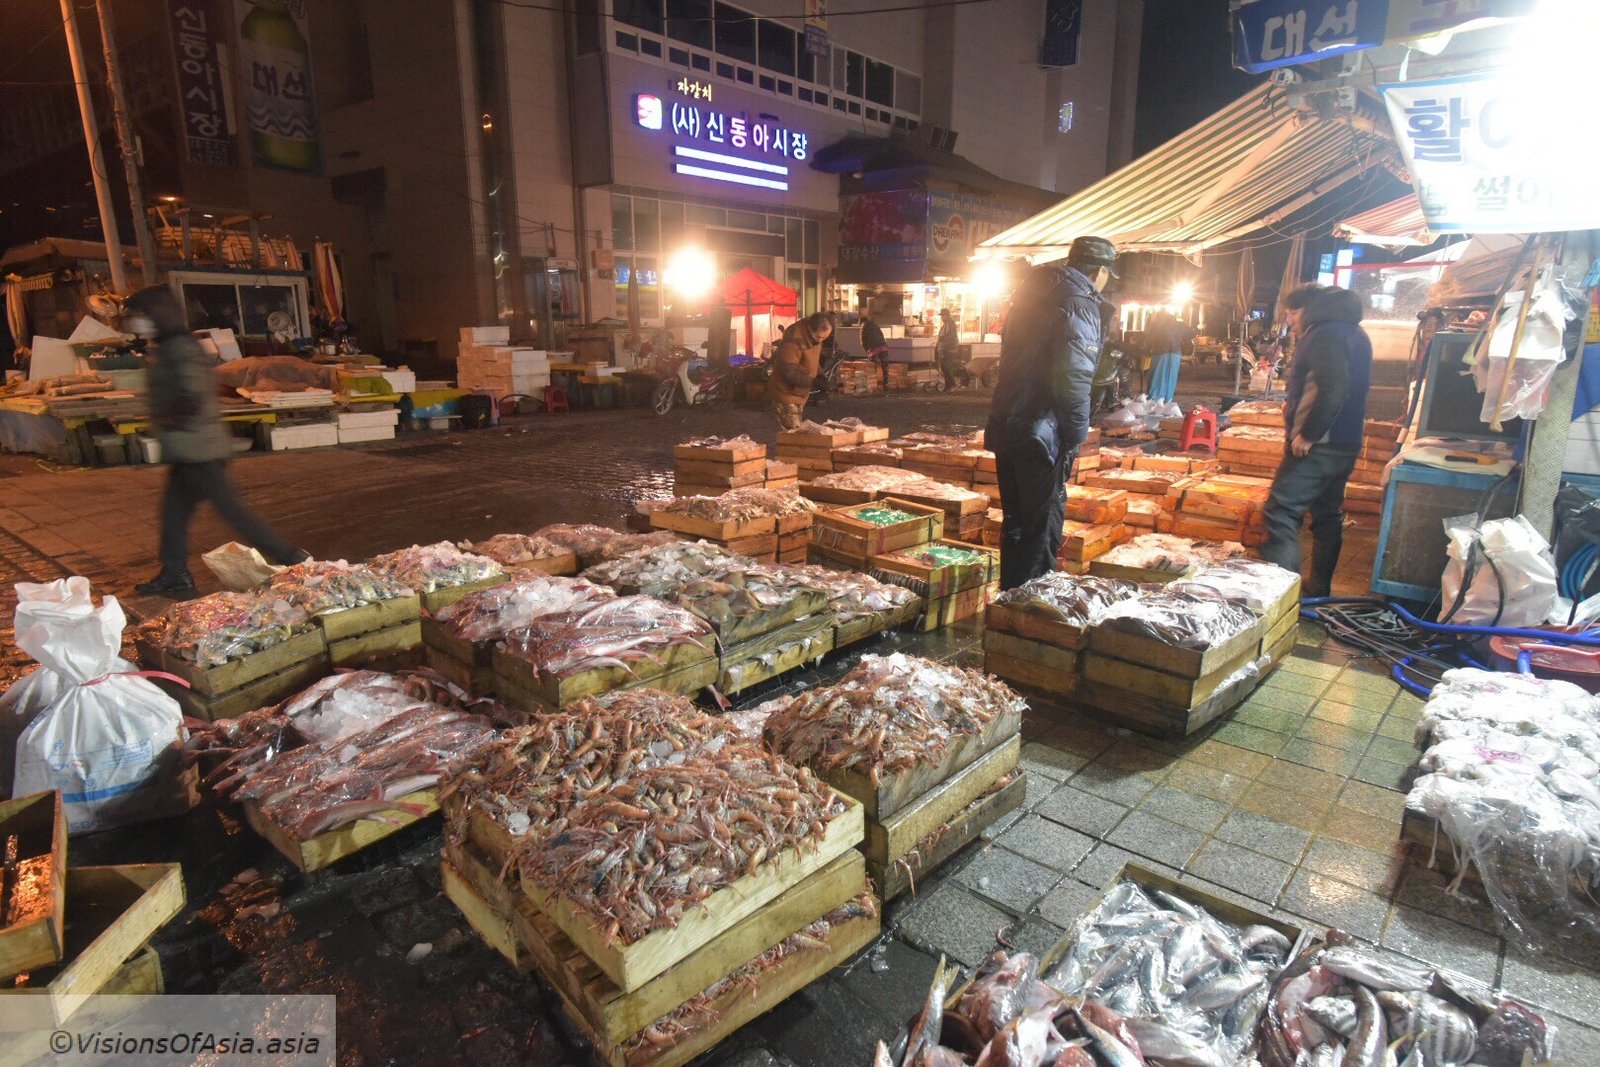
[1261,284,1372,598]
[986,237,1117,589]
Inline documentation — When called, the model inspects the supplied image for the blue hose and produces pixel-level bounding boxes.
[1300,596,1600,647]
[1391,656,1437,698]
[1517,649,1534,675]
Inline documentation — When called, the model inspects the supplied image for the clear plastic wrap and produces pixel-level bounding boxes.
[1096,591,1260,650]
[1440,515,1558,627]
[780,564,918,622]
[366,541,503,593]
[579,539,744,595]
[269,560,414,616]
[433,575,616,641]
[141,590,312,667]
[1046,881,1292,1065]
[526,523,627,564]
[498,595,715,677]
[458,532,573,569]
[647,486,818,523]
[1406,669,1600,951]
[991,573,1139,626]
[1097,533,1248,572]
[1475,279,1577,425]
[1169,558,1300,614]
[763,653,1025,784]
[672,566,834,635]
[680,433,762,452]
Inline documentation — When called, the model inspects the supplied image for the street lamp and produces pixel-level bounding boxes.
[665,247,716,303]
[1171,281,1195,306]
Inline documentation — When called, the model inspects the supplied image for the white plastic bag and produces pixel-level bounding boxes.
[9,578,189,832]
[1440,515,1558,627]
[1474,277,1577,424]
[202,541,283,591]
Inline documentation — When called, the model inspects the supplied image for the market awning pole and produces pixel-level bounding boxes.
[60,0,128,296]
[94,0,159,288]
[1489,236,1551,433]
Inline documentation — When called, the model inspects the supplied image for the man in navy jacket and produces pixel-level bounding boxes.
[986,237,1117,589]
[1261,284,1373,597]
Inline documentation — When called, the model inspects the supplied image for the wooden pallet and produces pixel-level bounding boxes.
[818,704,1021,821]
[420,575,508,614]
[809,499,944,561]
[314,594,422,642]
[649,509,778,541]
[521,798,864,992]
[871,773,1025,901]
[718,617,835,694]
[0,864,184,1027]
[447,839,868,1048]
[0,791,67,981]
[493,642,719,711]
[864,737,1021,866]
[243,788,438,872]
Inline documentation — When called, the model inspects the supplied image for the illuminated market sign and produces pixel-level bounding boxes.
[1230,0,1534,74]
[633,92,808,193]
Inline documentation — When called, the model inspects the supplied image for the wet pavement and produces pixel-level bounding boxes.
[3,375,1598,1065]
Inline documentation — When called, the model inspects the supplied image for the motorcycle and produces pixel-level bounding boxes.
[807,345,848,405]
[1090,341,1137,417]
[648,344,733,415]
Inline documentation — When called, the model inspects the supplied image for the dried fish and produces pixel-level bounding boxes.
[366,542,503,593]
[991,573,1138,627]
[269,560,414,616]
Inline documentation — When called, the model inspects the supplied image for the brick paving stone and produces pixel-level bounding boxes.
[1211,722,1290,757]
[1019,741,1087,782]
[1185,741,1273,778]
[1256,760,1344,801]
[1293,717,1375,754]
[1277,737,1363,777]
[1319,805,1405,853]
[1548,1019,1600,1065]
[1237,781,1332,832]
[1134,785,1230,834]
[1336,664,1403,695]
[1351,754,1412,792]
[1392,863,1501,934]
[1037,878,1103,928]
[1382,905,1503,984]
[1500,951,1600,1026]
[1302,836,1406,895]
[1377,714,1422,742]
[1319,683,1391,711]
[1363,735,1420,766]
[1164,762,1253,804]
[1278,869,1392,941]
[1238,686,1316,715]
[1104,811,1206,870]
[897,882,1014,968]
[1035,784,1129,838]
[952,846,1061,914]
[1045,720,1119,759]
[1280,657,1343,679]
[992,814,1095,873]
[1309,701,1384,732]
[1263,672,1328,698]
[1233,704,1307,734]
[1213,810,1312,864]
[1072,843,1140,887]
[1186,839,1294,902]
[1008,916,1068,960]
[1065,762,1159,807]
[1337,779,1408,820]
[1095,740,1174,776]
[836,939,941,1033]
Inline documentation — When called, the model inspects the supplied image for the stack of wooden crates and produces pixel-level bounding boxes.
[1346,419,1401,517]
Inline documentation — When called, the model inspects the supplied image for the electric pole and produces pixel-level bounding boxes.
[59,0,128,295]
[95,0,160,287]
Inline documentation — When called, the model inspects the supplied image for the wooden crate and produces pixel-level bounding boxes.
[779,426,862,448]
[151,627,326,698]
[1082,469,1183,496]
[719,617,835,694]
[863,736,1021,866]
[421,617,498,694]
[832,599,923,649]
[314,594,422,642]
[447,839,868,1049]
[1087,558,1196,585]
[673,441,766,464]
[1064,485,1129,524]
[689,587,827,647]
[833,446,903,469]
[0,791,67,981]
[809,499,944,561]
[0,864,183,1027]
[493,640,718,711]
[818,704,1022,821]
[983,631,1081,696]
[674,457,768,485]
[890,485,990,518]
[917,584,991,631]
[1059,521,1127,564]
[1083,640,1258,708]
[421,574,508,613]
[328,620,422,666]
[521,797,864,992]
[243,788,438,872]
[1089,617,1263,679]
[985,602,1089,651]
[1172,514,1248,542]
[719,531,778,560]
[650,509,778,541]
[1073,661,1261,738]
[871,773,1025,901]
[507,551,580,577]
[871,540,997,600]
[799,482,878,507]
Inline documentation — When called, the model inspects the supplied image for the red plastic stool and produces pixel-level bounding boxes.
[1181,405,1218,453]
[544,386,570,413]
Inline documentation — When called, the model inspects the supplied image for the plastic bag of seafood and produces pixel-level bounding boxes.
[432,575,616,641]
[366,541,503,593]
[1095,591,1259,651]
[1168,558,1300,616]
[142,590,313,668]
[1258,930,1554,1066]
[10,578,188,833]
[269,559,414,617]
[991,573,1139,628]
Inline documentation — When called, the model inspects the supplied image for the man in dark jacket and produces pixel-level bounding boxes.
[1261,284,1373,597]
[861,315,889,391]
[125,286,307,598]
[986,236,1117,589]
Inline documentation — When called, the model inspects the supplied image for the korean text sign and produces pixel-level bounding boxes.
[167,0,234,165]
[1232,0,1534,73]
[1382,73,1600,233]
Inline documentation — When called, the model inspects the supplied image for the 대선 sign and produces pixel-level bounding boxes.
[1231,0,1535,73]
[1382,72,1600,234]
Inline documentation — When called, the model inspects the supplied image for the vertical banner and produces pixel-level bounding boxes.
[234,0,321,173]
[168,0,235,165]
[1382,73,1600,233]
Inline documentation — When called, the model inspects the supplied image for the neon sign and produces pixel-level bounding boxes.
[634,92,807,193]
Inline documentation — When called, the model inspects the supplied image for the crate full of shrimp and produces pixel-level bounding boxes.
[763,654,1025,900]
[439,693,874,1066]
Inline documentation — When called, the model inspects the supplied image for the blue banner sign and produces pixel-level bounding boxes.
[1232,0,1533,74]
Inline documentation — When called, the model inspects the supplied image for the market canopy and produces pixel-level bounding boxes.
[1333,193,1433,246]
[977,83,1398,262]
[719,268,796,358]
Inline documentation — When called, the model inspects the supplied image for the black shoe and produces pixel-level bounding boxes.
[277,548,312,565]
[135,573,200,599]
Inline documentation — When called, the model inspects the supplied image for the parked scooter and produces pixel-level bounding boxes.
[648,345,733,414]
[808,345,848,405]
[1091,341,1137,417]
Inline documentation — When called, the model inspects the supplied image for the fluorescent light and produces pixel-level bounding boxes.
[673,163,789,191]
[672,145,789,175]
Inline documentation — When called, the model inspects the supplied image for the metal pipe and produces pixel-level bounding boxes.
[94,0,159,287]
[59,0,128,295]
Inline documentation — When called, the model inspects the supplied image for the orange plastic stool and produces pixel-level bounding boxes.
[544,386,570,413]
[1181,405,1218,453]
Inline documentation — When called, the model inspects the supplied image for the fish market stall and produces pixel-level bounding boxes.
[763,653,1025,899]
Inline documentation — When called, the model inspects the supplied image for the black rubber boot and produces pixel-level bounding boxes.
[135,573,200,599]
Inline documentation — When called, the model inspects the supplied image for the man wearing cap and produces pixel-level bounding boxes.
[986,236,1118,589]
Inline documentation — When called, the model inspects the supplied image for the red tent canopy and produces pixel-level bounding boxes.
[718,268,798,356]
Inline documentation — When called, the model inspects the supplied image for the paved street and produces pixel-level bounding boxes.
[3,377,1595,1065]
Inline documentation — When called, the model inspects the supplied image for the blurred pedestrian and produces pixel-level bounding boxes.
[937,308,962,388]
[768,312,833,431]
[1143,309,1195,404]
[126,287,308,599]
[861,314,889,392]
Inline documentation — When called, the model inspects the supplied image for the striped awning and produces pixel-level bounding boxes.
[1333,192,1433,246]
[979,83,1398,261]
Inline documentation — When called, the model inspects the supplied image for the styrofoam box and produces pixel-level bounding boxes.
[338,409,400,429]
[137,435,161,464]
[269,422,339,451]
[339,425,397,444]
[460,326,510,344]
[380,369,416,393]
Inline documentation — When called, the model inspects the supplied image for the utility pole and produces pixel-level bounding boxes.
[59,0,128,295]
[95,0,160,287]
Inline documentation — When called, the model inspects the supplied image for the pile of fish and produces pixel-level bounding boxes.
[432,575,616,642]
[893,431,983,450]
[269,560,413,617]
[673,566,834,637]
[1259,931,1554,1066]
[534,524,681,569]
[808,465,922,494]
[764,653,1023,783]
[681,433,762,452]
[1097,535,1248,574]
[1407,668,1600,947]
[1097,591,1259,651]
[185,669,497,839]
[649,486,818,523]
[1047,880,1293,1065]
[581,540,744,597]
[457,532,574,569]
[366,542,503,593]
[783,563,919,622]
[992,574,1139,627]
[142,591,312,668]
[498,594,715,678]
[1169,560,1300,615]
[794,417,871,436]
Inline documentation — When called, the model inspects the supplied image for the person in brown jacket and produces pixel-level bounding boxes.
[767,312,833,430]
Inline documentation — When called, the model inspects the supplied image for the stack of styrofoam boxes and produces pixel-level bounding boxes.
[456,326,551,398]
[338,409,400,444]
[268,422,339,451]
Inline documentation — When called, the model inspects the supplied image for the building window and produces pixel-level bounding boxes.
[799,87,812,102]
[616,31,639,50]
[759,74,775,91]
[716,60,734,78]
[758,20,795,76]
[616,0,663,34]
[612,195,634,251]
[714,3,755,64]
[668,47,689,66]
[667,0,712,50]
[692,53,710,70]
[641,37,663,57]
[865,59,894,108]
[845,51,864,98]
[896,70,921,114]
